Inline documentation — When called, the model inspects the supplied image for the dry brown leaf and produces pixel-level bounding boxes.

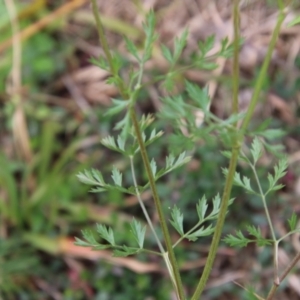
[71,66,109,84]
[267,93,296,125]
[83,81,118,105]
[0,0,89,53]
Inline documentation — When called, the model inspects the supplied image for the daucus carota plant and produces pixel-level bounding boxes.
[75,1,300,299]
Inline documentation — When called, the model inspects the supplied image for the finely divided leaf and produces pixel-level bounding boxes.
[185,80,211,111]
[90,56,109,70]
[274,157,288,181]
[77,169,105,186]
[113,245,140,257]
[219,37,235,58]
[243,177,255,193]
[246,225,263,240]
[223,231,251,248]
[170,206,184,235]
[186,224,214,241]
[163,152,191,175]
[197,61,218,70]
[222,112,246,126]
[196,196,208,222]
[161,44,173,64]
[130,218,146,248]
[166,153,175,169]
[258,129,286,140]
[74,237,92,247]
[288,15,300,27]
[142,10,158,62]
[230,171,257,194]
[209,194,221,219]
[221,150,232,159]
[246,225,272,247]
[80,229,97,246]
[111,166,122,186]
[78,168,128,194]
[89,187,106,193]
[222,168,229,177]
[102,136,117,150]
[96,224,115,246]
[111,54,123,73]
[124,37,140,61]
[288,212,298,231]
[114,114,131,136]
[267,157,288,193]
[263,142,284,158]
[232,172,255,194]
[222,150,249,163]
[150,158,157,177]
[105,99,129,117]
[150,128,163,140]
[74,232,111,250]
[173,29,189,61]
[77,170,98,186]
[175,152,191,167]
[145,129,164,146]
[102,135,127,154]
[198,35,215,56]
[91,169,105,184]
[117,135,126,151]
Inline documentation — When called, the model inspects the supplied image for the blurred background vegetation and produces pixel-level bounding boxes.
[0,0,300,299]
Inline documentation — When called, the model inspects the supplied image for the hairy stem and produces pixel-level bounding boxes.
[192,1,286,298]
[130,108,184,299]
[191,1,241,297]
[90,1,185,298]
[191,146,240,299]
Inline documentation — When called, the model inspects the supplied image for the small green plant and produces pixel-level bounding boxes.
[223,138,299,299]
[76,1,299,299]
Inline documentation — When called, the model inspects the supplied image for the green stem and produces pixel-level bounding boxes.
[173,215,214,249]
[241,8,285,132]
[247,6,287,299]
[250,164,276,241]
[173,221,201,249]
[90,0,113,71]
[192,1,286,298]
[90,1,185,298]
[250,160,281,285]
[130,108,185,299]
[112,243,162,256]
[249,159,279,284]
[191,146,240,299]
[277,229,300,243]
[191,1,241,297]
[130,156,165,254]
[266,251,300,300]
[90,0,128,98]
[232,0,240,117]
